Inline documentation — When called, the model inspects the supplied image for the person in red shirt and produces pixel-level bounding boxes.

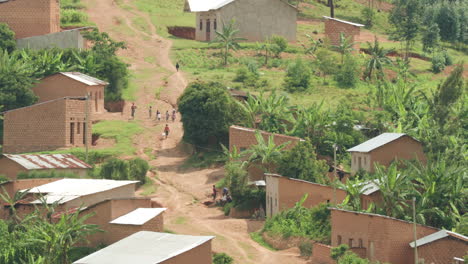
[164,124,170,139]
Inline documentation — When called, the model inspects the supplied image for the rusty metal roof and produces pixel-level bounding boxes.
[3,154,92,170]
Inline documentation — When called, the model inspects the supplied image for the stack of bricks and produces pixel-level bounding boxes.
[3,97,91,154]
[0,0,60,39]
[324,17,363,48]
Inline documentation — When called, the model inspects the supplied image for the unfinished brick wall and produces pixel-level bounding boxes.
[324,18,361,46]
[3,98,92,154]
[0,0,60,39]
[32,74,106,113]
[331,209,438,264]
[418,237,467,264]
[311,243,334,264]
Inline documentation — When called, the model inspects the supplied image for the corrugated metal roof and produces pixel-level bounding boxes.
[26,179,138,204]
[409,230,468,248]
[323,16,364,27]
[60,72,109,86]
[73,231,215,264]
[354,180,380,195]
[347,133,408,153]
[3,154,92,170]
[185,0,236,12]
[110,208,167,225]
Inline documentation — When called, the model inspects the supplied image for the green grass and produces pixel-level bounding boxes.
[140,177,157,196]
[173,216,187,225]
[250,231,277,251]
[132,17,152,35]
[93,120,144,156]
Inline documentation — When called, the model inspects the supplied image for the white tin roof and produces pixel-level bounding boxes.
[26,179,138,204]
[60,72,109,86]
[347,133,409,153]
[110,208,167,225]
[354,180,380,195]
[3,154,91,170]
[409,230,468,248]
[323,16,364,27]
[185,0,235,12]
[73,231,215,264]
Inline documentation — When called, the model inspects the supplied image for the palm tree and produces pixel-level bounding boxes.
[332,33,355,64]
[364,38,393,80]
[246,131,290,175]
[237,94,261,128]
[211,19,245,65]
[337,177,371,211]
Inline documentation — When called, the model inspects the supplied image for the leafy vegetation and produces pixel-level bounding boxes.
[0,23,15,53]
[17,170,81,179]
[212,252,234,264]
[99,158,149,183]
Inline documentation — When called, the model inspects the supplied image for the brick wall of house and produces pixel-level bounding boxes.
[32,74,106,113]
[311,243,334,264]
[324,19,361,46]
[3,98,91,153]
[331,209,438,264]
[0,157,27,180]
[418,237,467,264]
[161,240,213,264]
[0,0,60,39]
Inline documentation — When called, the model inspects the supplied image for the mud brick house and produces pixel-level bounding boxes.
[2,97,92,154]
[0,154,91,180]
[184,0,297,42]
[347,133,426,174]
[410,230,468,264]
[0,178,138,219]
[56,198,167,246]
[73,231,215,264]
[323,16,363,48]
[265,174,382,217]
[32,72,108,114]
[0,0,60,39]
[330,208,468,264]
[229,125,303,180]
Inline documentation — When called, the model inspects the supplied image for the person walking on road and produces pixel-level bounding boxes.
[164,124,170,139]
[149,106,152,118]
[176,62,180,72]
[212,185,217,200]
[165,110,170,121]
[131,103,137,119]
[156,110,161,121]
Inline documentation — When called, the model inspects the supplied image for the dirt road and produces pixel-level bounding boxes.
[83,0,306,263]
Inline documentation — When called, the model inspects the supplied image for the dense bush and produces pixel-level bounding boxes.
[263,199,331,243]
[99,158,149,183]
[334,55,360,88]
[213,253,233,264]
[269,35,288,58]
[17,171,80,179]
[178,81,246,146]
[431,53,446,73]
[60,9,89,25]
[361,7,376,29]
[284,59,311,92]
[0,23,16,53]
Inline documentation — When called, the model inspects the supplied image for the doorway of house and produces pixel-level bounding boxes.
[95,92,98,112]
[70,122,75,145]
[206,19,211,41]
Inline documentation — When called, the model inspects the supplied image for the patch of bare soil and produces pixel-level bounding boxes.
[81,0,308,263]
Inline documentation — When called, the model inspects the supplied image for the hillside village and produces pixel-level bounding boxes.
[0,0,466,263]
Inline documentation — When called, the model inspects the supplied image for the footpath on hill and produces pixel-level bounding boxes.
[83,0,307,263]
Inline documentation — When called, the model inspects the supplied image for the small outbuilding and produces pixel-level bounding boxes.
[2,97,92,154]
[347,133,426,174]
[0,154,91,180]
[73,231,215,264]
[32,72,108,114]
[184,0,297,42]
[410,230,468,264]
[323,16,363,48]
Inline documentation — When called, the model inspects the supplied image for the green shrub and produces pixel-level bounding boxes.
[99,158,149,183]
[223,203,234,216]
[442,50,453,66]
[337,252,370,264]
[0,23,16,53]
[233,67,250,82]
[60,9,88,25]
[17,171,80,179]
[299,241,313,258]
[331,244,349,260]
[213,253,233,264]
[431,53,446,73]
[334,55,360,88]
[284,59,311,92]
[129,158,149,184]
[270,35,288,58]
[361,7,375,29]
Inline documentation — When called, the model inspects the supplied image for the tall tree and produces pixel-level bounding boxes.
[389,0,422,61]
[212,20,245,65]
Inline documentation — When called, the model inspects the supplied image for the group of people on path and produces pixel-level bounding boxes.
[212,186,232,205]
[129,103,175,139]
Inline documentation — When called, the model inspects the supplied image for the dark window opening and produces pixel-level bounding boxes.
[337,235,342,245]
[199,20,203,30]
[214,19,217,30]
[349,238,353,248]
[70,123,75,145]
[77,122,81,134]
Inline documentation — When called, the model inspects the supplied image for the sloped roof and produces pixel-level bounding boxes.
[3,154,91,170]
[73,231,215,264]
[110,208,167,225]
[59,72,109,86]
[323,16,364,27]
[409,230,468,248]
[26,179,138,204]
[185,0,235,12]
[355,180,380,195]
[347,133,414,153]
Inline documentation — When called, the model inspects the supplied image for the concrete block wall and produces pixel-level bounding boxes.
[324,19,361,46]
[16,29,86,50]
[0,0,60,39]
